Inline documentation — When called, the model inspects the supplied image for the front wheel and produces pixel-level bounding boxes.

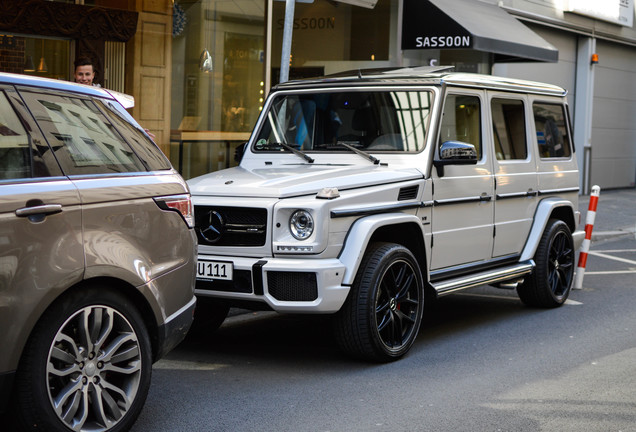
[518,218,575,308]
[14,286,152,432]
[334,243,424,362]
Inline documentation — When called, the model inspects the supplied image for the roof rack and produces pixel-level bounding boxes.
[324,65,455,80]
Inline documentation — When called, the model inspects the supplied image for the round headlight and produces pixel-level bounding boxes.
[289,210,314,240]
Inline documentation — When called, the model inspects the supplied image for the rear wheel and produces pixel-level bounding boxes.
[15,287,152,432]
[518,219,575,308]
[334,242,424,362]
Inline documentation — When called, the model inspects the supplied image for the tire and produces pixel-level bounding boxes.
[334,242,424,362]
[518,218,575,308]
[14,286,152,432]
[189,297,230,336]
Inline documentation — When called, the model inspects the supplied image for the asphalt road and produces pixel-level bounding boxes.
[133,233,636,432]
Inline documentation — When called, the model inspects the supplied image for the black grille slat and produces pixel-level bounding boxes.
[267,272,317,301]
[398,185,419,201]
[195,206,267,246]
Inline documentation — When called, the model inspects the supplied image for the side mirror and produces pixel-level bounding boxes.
[433,141,478,177]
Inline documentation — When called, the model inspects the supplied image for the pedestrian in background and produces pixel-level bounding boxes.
[74,56,100,87]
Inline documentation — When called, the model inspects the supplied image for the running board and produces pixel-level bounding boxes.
[431,260,534,297]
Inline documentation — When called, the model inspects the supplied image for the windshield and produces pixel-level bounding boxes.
[253,90,433,153]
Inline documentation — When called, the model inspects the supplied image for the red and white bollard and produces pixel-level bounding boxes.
[573,185,601,290]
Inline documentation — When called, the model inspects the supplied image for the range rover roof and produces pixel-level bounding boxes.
[273,66,567,97]
[0,72,135,108]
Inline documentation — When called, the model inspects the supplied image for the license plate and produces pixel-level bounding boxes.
[197,259,233,281]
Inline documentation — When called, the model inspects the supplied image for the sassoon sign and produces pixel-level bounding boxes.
[401,0,473,50]
[415,36,471,48]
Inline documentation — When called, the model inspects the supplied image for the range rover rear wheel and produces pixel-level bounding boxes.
[518,218,575,308]
[15,287,152,432]
[334,242,424,362]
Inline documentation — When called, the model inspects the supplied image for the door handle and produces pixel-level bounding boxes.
[16,204,63,217]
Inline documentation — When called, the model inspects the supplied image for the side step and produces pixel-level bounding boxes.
[431,260,534,297]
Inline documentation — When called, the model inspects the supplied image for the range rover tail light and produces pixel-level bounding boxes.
[154,194,195,228]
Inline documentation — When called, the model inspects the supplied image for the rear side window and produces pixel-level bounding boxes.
[97,99,171,171]
[533,102,571,158]
[492,98,527,160]
[440,94,482,158]
[19,90,146,175]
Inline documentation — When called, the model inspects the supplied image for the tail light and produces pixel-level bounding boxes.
[154,194,195,228]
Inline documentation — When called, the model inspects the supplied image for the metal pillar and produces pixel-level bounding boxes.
[279,0,296,83]
[573,36,596,195]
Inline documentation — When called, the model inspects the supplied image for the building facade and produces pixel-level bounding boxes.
[1,0,635,190]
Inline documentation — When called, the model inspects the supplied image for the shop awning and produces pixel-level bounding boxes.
[401,0,558,63]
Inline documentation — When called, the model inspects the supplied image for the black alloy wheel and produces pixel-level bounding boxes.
[518,218,575,308]
[334,242,424,362]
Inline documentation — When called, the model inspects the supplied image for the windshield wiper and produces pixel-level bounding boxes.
[336,141,380,165]
[261,141,314,164]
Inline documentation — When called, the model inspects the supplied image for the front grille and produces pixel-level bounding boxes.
[195,206,267,246]
[267,272,318,301]
[196,270,253,293]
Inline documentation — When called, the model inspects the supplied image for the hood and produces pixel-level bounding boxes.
[188,164,423,198]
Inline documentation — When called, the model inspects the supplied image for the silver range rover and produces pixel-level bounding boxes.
[0,73,197,431]
[189,66,585,362]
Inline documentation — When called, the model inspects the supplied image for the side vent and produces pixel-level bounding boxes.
[398,185,419,201]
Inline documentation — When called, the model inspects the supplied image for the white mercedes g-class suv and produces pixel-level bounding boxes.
[189,66,584,362]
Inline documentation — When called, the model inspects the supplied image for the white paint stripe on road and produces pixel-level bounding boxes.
[583,270,636,275]
[587,250,636,266]
[590,249,636,253]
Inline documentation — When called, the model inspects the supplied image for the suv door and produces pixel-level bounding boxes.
[431,90,494,270]
[0,88,83,375]
[17,88,191,287]
[489,95,538,257]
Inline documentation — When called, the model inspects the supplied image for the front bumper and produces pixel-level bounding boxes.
[195,255,349,313]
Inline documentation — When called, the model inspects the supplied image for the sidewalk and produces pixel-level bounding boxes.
[579,187,636,241]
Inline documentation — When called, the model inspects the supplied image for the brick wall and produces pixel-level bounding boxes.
[0,35,26,74]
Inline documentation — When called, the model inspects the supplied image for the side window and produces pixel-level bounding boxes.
[491,98,527,160]
[19,91,146,175]
[0,91,31,180]
[440,94,482,158]
[533,102,571,158]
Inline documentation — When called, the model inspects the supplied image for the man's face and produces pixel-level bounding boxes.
[74,65,95,85]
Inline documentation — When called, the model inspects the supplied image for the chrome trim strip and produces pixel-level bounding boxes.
[330,202,423,218]
[433,196,487,206]
[496,191,536,200]
[496,192,526,199]
[164,296,197,325]
[538,187,580,195]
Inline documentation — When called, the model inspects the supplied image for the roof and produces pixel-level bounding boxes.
[0,72,134,108]
[273,66,567,97]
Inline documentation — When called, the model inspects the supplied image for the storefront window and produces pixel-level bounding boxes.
[170,0,265,178]
[23,38,70,81]
[271,0,392,81]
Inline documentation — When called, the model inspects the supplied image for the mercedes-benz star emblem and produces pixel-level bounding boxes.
[200,210,225,243]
